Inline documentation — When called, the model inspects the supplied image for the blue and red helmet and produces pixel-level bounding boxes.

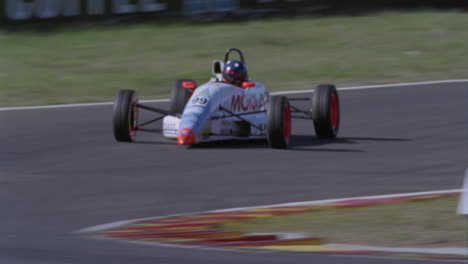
[222,60,247,86]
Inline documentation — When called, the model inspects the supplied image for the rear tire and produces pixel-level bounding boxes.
[312,84,340,139]
[170,79,197,115]
[113,89,138,142]
[267,96,291,149]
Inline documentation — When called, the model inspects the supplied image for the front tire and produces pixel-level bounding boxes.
[312,84,340,139]
[113,89,138,142]
[170,79,197,115]
[267,96,291,149]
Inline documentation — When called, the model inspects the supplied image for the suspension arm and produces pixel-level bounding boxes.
[286,97,311,101]
[211,109,266,120]
[136,103,171,116]
[137,116,165,129]
[217,106,265,132]
[289,105,313,120]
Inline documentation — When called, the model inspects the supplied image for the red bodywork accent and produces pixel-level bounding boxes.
[283,104,291,141]
[129,99,138,135]
[181,81,197,90]
[330,93,338,130]
[177,128,196,145]
[241,82,255,89]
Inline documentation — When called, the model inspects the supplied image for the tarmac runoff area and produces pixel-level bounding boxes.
[78,189,468,261]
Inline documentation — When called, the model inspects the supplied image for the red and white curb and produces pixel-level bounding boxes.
[77,189,467,259]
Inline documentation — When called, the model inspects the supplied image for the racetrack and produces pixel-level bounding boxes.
[0,81,466,264]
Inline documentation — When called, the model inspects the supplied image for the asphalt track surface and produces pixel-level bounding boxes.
[1,82,467,264]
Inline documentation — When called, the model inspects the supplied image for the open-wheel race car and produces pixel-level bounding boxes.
[112,48,340,149]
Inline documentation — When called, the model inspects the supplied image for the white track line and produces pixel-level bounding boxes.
[272,78,468,95]
[328,244,467,255]
[212,188,463,213]
[0,99,169,111]
[2,79,467,112]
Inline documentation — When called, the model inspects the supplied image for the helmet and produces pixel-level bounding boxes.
[222,60,247,86]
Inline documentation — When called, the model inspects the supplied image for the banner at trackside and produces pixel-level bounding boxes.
[2,1,467,24]
[0,0,330,24]
[0,0,180,23]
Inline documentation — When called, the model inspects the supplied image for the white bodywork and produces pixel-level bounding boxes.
[162,115,181,138]
[163,79,269,143]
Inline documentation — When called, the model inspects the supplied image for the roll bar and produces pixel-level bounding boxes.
[224,48,246,64]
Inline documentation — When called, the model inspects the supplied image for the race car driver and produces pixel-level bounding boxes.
[222,60,248,86]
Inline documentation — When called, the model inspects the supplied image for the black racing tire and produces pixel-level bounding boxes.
[267,96,291,149]
[169,79,197,115]
[312,84,340,139]
[113,89,138,142]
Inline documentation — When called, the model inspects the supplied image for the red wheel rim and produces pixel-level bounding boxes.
[330,93,338,130]
[129,99,138,136]
[283,104,291,141]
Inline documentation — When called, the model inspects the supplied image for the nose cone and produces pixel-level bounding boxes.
[177,128,196,145]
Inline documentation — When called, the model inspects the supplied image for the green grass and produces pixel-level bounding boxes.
[1,11,468,106]
[222,195,467,248]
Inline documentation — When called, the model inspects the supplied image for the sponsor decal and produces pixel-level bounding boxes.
[4,0,169,21]
[229,92,268,112]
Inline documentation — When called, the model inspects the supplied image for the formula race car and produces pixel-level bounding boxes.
[112,48,340,149]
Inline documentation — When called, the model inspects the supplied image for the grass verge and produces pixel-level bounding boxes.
[1,11,467,106]
[222,195,467,248]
